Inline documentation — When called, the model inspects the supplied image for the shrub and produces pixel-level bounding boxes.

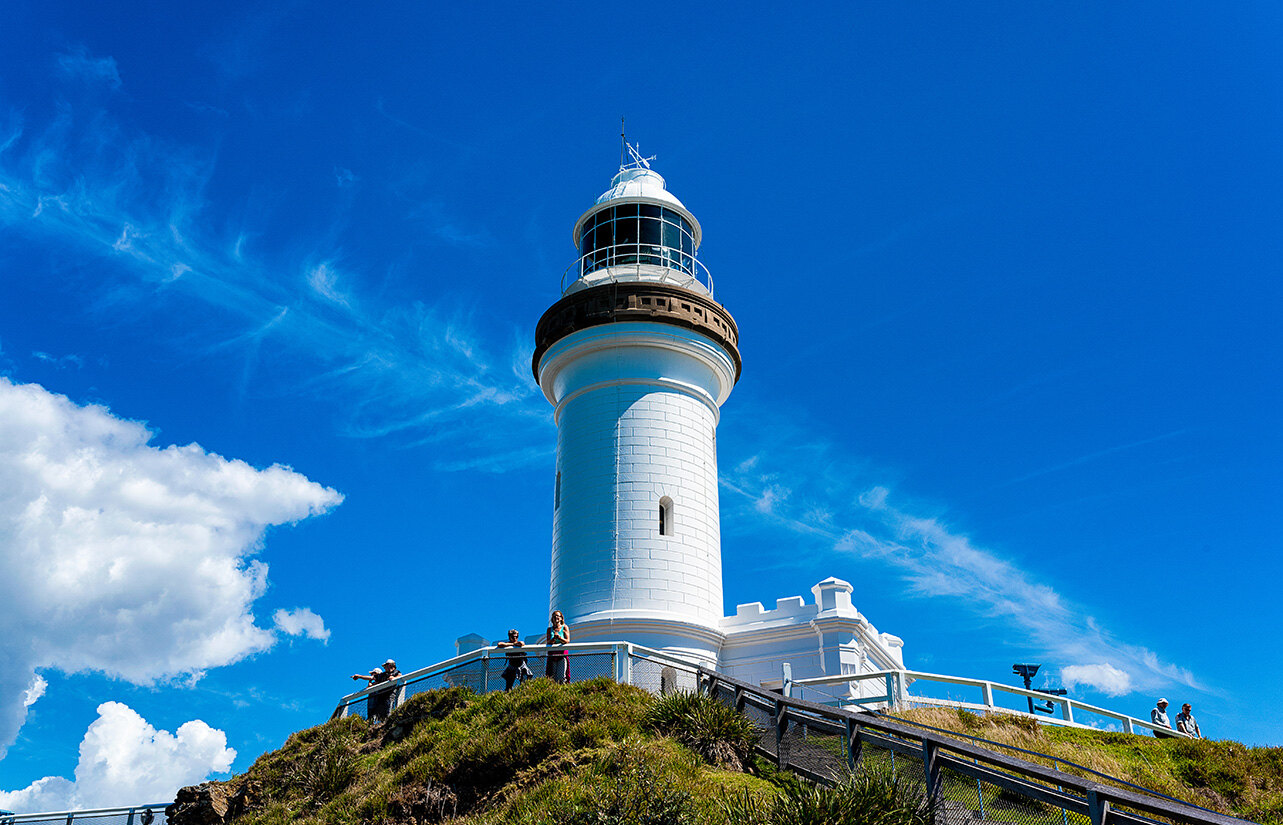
[643,691,756,770]
[560,746,697,825]
[720,772,933,825]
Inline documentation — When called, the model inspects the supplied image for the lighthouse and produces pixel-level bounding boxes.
[532,146,739,663]
[520,147,906,693]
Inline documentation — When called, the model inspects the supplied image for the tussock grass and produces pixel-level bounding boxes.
[643,690,757,770]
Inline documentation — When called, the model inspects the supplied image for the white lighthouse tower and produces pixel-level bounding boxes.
[532,146,740,664]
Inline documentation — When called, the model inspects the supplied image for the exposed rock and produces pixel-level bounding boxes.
[386,781,458,824]
[165,781,234,825]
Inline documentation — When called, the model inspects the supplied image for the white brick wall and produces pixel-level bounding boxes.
[538,323,738,644]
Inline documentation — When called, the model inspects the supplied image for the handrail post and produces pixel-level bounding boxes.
[922,740,943,811]
[1061,698,1075,724]
[734,687,745,712]
[775,700,789,770]
[846,718,862,770]
[885,673,896,709]
[1088,790,1111,825]
[982,680,994,711]
[782,662,793,699]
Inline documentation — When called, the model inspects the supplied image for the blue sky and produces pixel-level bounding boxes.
[1,0,1280,811]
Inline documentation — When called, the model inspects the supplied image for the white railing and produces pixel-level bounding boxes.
[559,247,714,297]
[788,667,1191,738]
[0,803,168,824]
[332,641,706,718]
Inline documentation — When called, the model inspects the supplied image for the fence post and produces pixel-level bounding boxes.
[126,808,135,825]
[922,740,943,811]
[775,700,789,770]
[1088,790,1111,825]
[1061,699,1075,724]
[734,687,745,712]
[885,673,896,709]
[782,662,793,699]
[846,718,862,771]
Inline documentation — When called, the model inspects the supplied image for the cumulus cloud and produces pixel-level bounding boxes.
[22,676,47,708]
[1063,663,1133,697]
[273,607,331,642]
[0,378,342,754]
[0,702,234,813]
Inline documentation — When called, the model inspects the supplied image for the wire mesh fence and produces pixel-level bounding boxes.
[0,806,168,825]
[335,647,621,720]
[699,668,1249,825]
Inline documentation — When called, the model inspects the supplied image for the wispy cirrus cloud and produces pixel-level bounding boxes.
[55,47,122,90]
[0,53,547,467]
[721,418,1201,697]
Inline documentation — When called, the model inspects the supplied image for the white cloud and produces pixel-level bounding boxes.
[22,676,46,708]
[0,702,234,813]
[1063,663,1133,697]
[273,607,331,642]
[307,262,350,307]
[0,378,342,755]
[722,421,1200,697]
[55,47,122,90]
[0,90,545,464]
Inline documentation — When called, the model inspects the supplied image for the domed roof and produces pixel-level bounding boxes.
[594,167,687,210]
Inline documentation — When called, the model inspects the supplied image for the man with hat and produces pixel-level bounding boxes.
[1151,697,1176,738]
[351,658,403,722]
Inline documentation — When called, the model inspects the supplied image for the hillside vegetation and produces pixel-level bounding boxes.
[166,678,1278,824]
[892,707,1283,824]
[168,678,928,825]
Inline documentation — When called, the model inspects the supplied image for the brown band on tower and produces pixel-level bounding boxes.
[533,282,741,381]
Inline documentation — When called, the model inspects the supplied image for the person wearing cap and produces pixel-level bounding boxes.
[1176,703,1202,739]
[1151,698,1175,738]
[351,658,403,722]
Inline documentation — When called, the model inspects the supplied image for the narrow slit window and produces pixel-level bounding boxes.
[555,471,561,510]
[659,496,674,536]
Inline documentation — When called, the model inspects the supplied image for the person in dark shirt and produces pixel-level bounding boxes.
[496,629,533,690]
[351,658,402,721]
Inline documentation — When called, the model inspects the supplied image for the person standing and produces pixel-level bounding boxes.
[545,610,570,683]
[497,629,533,690]
[352,658,402,722]
[1151,697,1175,738]
[1176,703,1202,738]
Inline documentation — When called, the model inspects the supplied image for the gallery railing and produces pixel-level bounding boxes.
[560,246,714,296]
[699,667,1247,825]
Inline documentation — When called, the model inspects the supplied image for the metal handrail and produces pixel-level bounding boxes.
[0,803,168,823]
[791,667,1191,738]
[559,246,714,297]
[332,641,705,716]
[700,667,1249,825]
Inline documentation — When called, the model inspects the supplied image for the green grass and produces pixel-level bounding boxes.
[893,707,1283,824]
[176,682,1278,824]
[198,678,783,825]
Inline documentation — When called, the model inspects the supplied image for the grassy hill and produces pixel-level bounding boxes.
[165,679,1278,824]
[891,707,1283,825]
